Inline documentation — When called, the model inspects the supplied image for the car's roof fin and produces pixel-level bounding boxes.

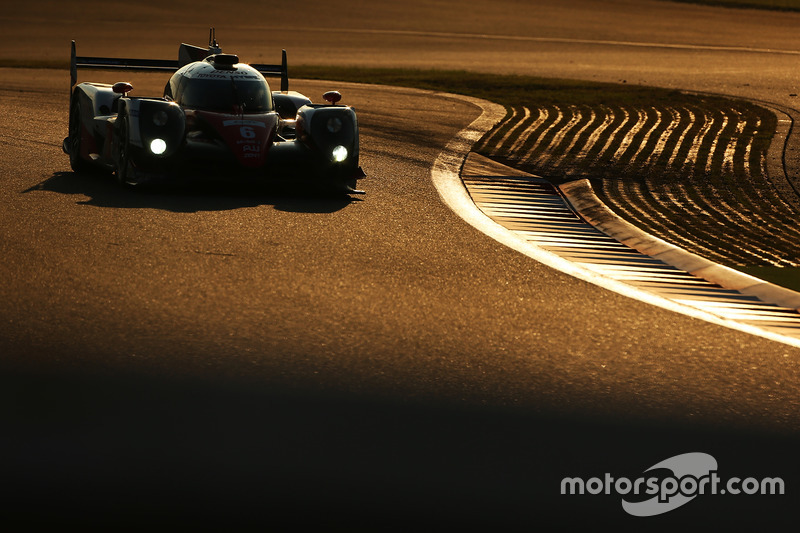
[251,50,289,92]
[178,43,209,67]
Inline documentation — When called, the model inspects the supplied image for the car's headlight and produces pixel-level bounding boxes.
[327,117,343,133]
[153,110,169,127]
[332,145,348,162]
[150,138,167,155]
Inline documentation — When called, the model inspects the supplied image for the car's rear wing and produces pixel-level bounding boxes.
[70,32,289,94]
[70,41,177,86]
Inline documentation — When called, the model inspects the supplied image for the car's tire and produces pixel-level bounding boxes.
[67,98,91,173]
[115,116,132,185]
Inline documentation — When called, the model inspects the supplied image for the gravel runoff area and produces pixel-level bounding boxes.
[475,93,800,270]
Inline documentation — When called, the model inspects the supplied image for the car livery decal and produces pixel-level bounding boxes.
[197,112,278,168]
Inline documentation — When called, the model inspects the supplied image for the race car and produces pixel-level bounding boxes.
[63,29,365,193]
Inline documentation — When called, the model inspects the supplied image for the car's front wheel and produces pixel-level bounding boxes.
[115,116,133,185]
[67,99,91,173]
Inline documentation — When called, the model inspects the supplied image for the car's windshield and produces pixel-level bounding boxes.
[178,77,272,113]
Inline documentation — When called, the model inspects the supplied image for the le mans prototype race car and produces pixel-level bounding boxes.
[63,29,365,193]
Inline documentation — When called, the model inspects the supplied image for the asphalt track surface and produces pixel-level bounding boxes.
[2,1,800,529]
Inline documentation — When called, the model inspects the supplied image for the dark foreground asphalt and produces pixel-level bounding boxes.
[3,368,798,530]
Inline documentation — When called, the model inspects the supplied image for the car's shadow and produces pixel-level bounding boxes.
[23,171,361,214]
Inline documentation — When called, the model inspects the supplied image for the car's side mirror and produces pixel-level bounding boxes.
[112,82,133,97]
[323,91,342,105]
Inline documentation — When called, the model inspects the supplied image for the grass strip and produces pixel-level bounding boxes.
[669,0,800,11]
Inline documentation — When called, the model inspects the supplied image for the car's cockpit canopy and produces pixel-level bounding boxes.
[165,58,273,114]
